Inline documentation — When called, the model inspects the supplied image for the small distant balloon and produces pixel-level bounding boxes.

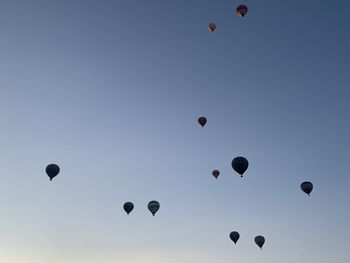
[198,116,207,127]
[212,170,220,179]
[46,164,60,181]
[148,200,160,216]
[231,157,249,177]
[300,181,313,196]
[229,231,240,244]
[123,202,134,215]
[236,4,248,17]
[255,236,265,250]
[208,23,216,32]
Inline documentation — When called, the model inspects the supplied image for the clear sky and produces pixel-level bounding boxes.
[0,0,349,262]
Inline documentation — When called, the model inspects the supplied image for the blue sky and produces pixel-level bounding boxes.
[0,1,349,262]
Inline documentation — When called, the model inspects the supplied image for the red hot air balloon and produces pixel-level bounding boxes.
[212,170,220,179]
[236,4,248,17]
[208,23,216,32]
[198,117,207,127]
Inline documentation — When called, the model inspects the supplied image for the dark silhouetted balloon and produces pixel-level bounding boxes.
[123,202,134,215]
[208,23,216,32]
[236,4,248,17]
[255,236,265,249]
[300,181,313,196]
[231,157,249,177]
[46,164,60,181]
[212,170,220,179]
[230,231,240,244]
[148,200,160,216]
[198,117,207,127]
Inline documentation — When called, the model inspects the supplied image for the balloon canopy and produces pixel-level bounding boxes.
[198,116,207,127]
[148,200,160,216]
[229,231,240,244]
[208,23,216,32]
[123,202,134,215]
[46,164,60,181]
[212,170,220,179]
[255,236,265,249]
[231,157,249,177]
[300,181,313,196]
[236,4,248,17]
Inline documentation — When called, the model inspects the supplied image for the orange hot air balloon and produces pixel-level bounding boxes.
[208,23,216,32]
[236,4,248,17]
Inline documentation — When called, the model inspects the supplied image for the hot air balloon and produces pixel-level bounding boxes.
[212,170,220,179]
[123,202,134,215]
[236,4,248,17]
[208,23,216,32]
[229,231,240,244]
[198,116,207,127]
[300,181,313,196]
[148,200,160,216]
[231,157,249,177]
[255,236,265,250]
[46,164,60,181]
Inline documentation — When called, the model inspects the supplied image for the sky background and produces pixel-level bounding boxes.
[0,0,349,262]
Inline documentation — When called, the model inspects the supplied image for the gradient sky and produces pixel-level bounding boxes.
[1,0,349,262]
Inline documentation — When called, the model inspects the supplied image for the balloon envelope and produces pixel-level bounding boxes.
[208,23,216,32]
[230,231,240,244]
[148,200,160,216]
[236,4,248,17]
[255,236,265,249]
[198,117,207,127]
[123,202,134,215]
[46,164,60,181]
[212,170,220,179]
[231,157,249,177]
[300,181,313,196]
